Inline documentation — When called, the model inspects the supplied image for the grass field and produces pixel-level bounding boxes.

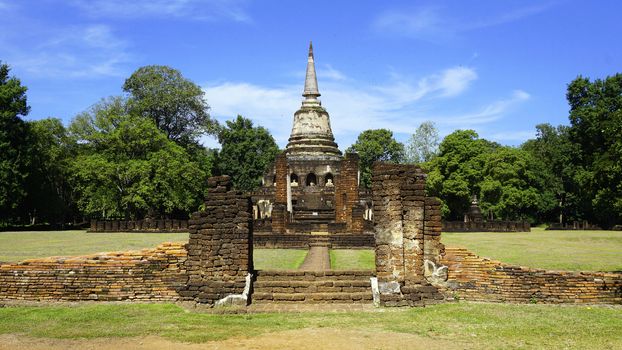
[2,229,621,272]
[253,249,308,270]
[0,302,620,348]
[0,231,188,262]
[0,230,308,270]
[330,249,375,270]
[442,228,622,272]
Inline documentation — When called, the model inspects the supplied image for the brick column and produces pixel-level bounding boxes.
[335,153,360,231]
[180,175,253,304]
[272,152,288,234]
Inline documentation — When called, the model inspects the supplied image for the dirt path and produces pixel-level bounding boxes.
[0,328,470,350]
[298,246,331,270]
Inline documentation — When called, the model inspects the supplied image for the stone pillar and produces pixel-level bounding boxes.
[180,175,253,304]
[372,163,406,284]
[371,162,446,306]
[372,163,445,282]
[335,153,360,231]
[272,153,288,234]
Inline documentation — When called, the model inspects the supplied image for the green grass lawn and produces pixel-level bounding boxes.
[442,228,622,272]
[0,230,308,270]
[330,249,375,270]
[0,302,619,348]
[253,249,308,270]
[0,230,189,262]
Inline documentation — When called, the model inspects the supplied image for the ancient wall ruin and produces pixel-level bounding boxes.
[88,219,188,233]
[442,220,530,232]
[0,243,187,301]
[371,163,445,306]
[439,247,622,304]
[178,176,254,304]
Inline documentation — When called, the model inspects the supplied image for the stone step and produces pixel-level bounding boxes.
[255,270,374,281]
[252,291,373,303]
[254,280,372,289]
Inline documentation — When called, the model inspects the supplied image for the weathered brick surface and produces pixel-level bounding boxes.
[180,175,253,304]
[371,162,445,306]
[440,247,622,304]
[334,153,362,232]
[253,270,374,303]
[0,243,187,301]
[89,219,188,233]
[443,221,530,232]
[372,163,444,283]
[253,233,374,249]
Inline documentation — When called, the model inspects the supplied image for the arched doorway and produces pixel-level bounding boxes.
[306,173,317,186]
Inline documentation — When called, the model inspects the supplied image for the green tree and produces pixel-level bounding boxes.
[406,121,440,164]
[69,97,208,219]
[123,65,218,147]
[521,124,580,223]
[566,74,622,227]
[0,62,31,223]
[216,115,279,191]
[22,118,77,224]
[426,130,498,219]
[427,129,556,223]
[346,129,405,188]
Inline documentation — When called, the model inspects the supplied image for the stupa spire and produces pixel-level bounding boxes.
[303,41,320,103]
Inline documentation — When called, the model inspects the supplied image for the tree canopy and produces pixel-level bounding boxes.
[406,121,440,164]
[123,65,218,147]
[346,129,405,188]
[216,115,279,191]
[69,97,208,219]
[566,74,622,227]
[425,130,556,222]
[0,62,31,222]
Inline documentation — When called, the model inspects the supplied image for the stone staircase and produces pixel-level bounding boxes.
[308,232,330,248]
[252,270,374,303]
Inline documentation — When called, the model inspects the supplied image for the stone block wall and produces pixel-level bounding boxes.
[443,220,531,232]
[371,162,445,306]
[440,247,622,304]
[372,163,444,283]
[179,176,253,304]
[253,233,375,249]
[89,219,188,233]
[0,243,187,301]
[334,153,361,232]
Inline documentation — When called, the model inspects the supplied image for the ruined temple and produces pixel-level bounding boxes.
[251,43,373,245]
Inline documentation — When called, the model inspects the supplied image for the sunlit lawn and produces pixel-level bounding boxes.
[0,302,620,348]
[2,228,621,272]
[330,249,375,270]
[442,228,622,272]
[253,249,308,270]
[0,230,188,262]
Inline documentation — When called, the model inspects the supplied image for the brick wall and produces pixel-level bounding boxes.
[372,163,445,283]
[272,153,288,234]
[0,243,187,301]
[253,233,375,249]
[334,153,360,232]
[443,221,531,232]
[89,219,188,233]
[178,176,253,304]
[440,247,622,304]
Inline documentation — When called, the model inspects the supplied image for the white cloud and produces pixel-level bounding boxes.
[488,130,536,143]
[372,4,554,40]
[71,0,251,22]
[203,67,529,148]
[4,24,131,78]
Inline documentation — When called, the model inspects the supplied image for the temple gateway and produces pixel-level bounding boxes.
[252,43,373,246]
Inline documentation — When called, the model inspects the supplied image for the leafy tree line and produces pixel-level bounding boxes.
[1,59,620,228]
[0,62,278,225]
[349,75,621,228]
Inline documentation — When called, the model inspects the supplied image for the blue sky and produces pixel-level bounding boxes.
[1,0,620,150]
